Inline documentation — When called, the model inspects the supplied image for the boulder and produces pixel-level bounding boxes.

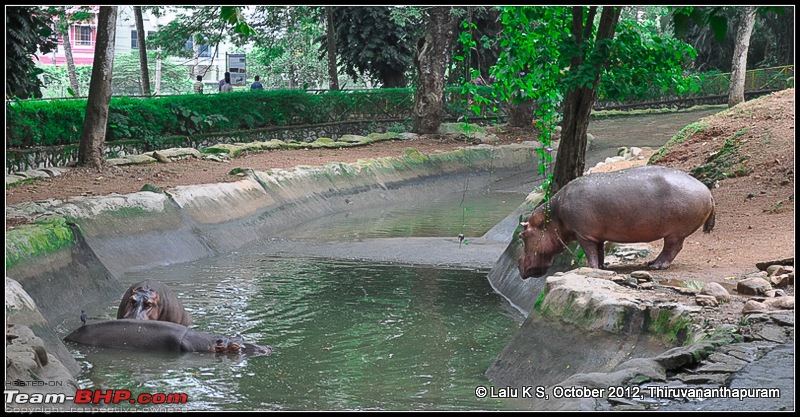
[700,282,731,301]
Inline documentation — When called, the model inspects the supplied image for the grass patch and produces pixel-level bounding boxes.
[690,128,751,188]
[649,122,709,164]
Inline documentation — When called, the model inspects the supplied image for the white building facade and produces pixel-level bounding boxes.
[39,6,239,94]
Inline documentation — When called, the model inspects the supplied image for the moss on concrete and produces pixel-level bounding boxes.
[402,148,429,164]
[6,218,75,270]
[201,143,245,157]
[533,289,548,312]
[139,183,164,194]
[367,132,404,141]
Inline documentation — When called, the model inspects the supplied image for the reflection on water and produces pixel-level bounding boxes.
[73,256,523,411]
[278,190,526,241]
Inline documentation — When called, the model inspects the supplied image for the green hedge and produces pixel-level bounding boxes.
[6,89,422,149]
[6,87,514,149]
[9,68,787,149]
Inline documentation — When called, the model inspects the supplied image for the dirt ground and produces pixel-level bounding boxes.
[5,90,795,299]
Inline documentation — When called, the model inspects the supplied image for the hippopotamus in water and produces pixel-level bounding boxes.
[117,280,192,326]
[518,165,715,279]
[64,319,272,356]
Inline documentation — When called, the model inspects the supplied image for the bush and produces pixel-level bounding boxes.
[7,89,422,149]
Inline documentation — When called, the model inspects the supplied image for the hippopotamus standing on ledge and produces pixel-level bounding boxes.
[64,319,272,356]
[117,280,192,326]
[518,165,715,279]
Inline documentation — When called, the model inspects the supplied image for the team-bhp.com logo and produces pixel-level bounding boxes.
[5,387,188,406]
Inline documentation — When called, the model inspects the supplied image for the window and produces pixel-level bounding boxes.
[184,38,212,58]
[78,25,92,46]
[198,44,211,58]
[133,30,157,50]
[147,31,157,50]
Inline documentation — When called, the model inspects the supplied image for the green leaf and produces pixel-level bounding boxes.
[708,14,728,44]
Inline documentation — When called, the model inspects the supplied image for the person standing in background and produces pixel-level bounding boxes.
[250,75,264,90]
[220,72,233,93]
[219,71,231,92]
[193,75,204,94]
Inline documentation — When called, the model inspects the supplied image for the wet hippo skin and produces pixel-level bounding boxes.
[64,319,271,356]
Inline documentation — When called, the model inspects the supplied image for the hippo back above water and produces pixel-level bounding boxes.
[518,165,715,279]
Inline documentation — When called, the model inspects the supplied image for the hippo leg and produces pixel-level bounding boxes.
[648,236,686,269]
[597,241,605,268]
[578,238,605,269]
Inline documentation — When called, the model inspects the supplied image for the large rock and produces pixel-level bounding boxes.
[5,323,83,412]
[486,271,704,410]
[736,277,772,295]
[700,282,731,301]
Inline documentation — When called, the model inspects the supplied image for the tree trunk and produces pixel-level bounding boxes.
[728,7,757,108]
[507,98,536,127]
[326,7,339,91]
[59,12,81,97]
[380,70,407,88]
[78,6,117,171]
[134,6,151,96]
[154,51,162,95]
[412,7,461,134]
[551,6,621,195]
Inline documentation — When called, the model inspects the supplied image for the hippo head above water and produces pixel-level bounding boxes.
[117,280,192,326]
[518,208,562,279]
[517,166,716,279]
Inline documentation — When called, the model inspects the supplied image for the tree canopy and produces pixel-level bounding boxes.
[317,6,417,88]
[6,6,58,98]
[458,6,699,194]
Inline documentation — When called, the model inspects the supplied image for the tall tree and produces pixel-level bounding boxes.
[727,7,756,107]
[134,6,151,96]
[552,6,622,194]
[60,16,80,96]
[319,7,416,88]
[247,7,327,89]
[78,6,117,170]
[413,7,461,133]
[44,6,95,97]
[449,7,501,86]
[460,6,697,197]
[6,6,57,98]
[325,7,339,90]
[673,6,793,72]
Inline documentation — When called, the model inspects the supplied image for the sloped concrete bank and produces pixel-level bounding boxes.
[5,142,542,379]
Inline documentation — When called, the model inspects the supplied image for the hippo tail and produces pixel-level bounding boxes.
[703,201,716,233]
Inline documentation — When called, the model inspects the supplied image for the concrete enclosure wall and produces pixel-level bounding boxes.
[6,142,542,328]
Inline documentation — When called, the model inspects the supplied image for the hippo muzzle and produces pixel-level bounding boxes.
[518,255,550,279]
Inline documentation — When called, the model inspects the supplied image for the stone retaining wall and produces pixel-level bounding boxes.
[6,120,410,174]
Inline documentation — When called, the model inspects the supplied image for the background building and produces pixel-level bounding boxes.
[38,6,239,96]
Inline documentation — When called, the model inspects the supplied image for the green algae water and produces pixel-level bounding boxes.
[278,190,526,241]
[72,256,522,410]
[67,189,525,410]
